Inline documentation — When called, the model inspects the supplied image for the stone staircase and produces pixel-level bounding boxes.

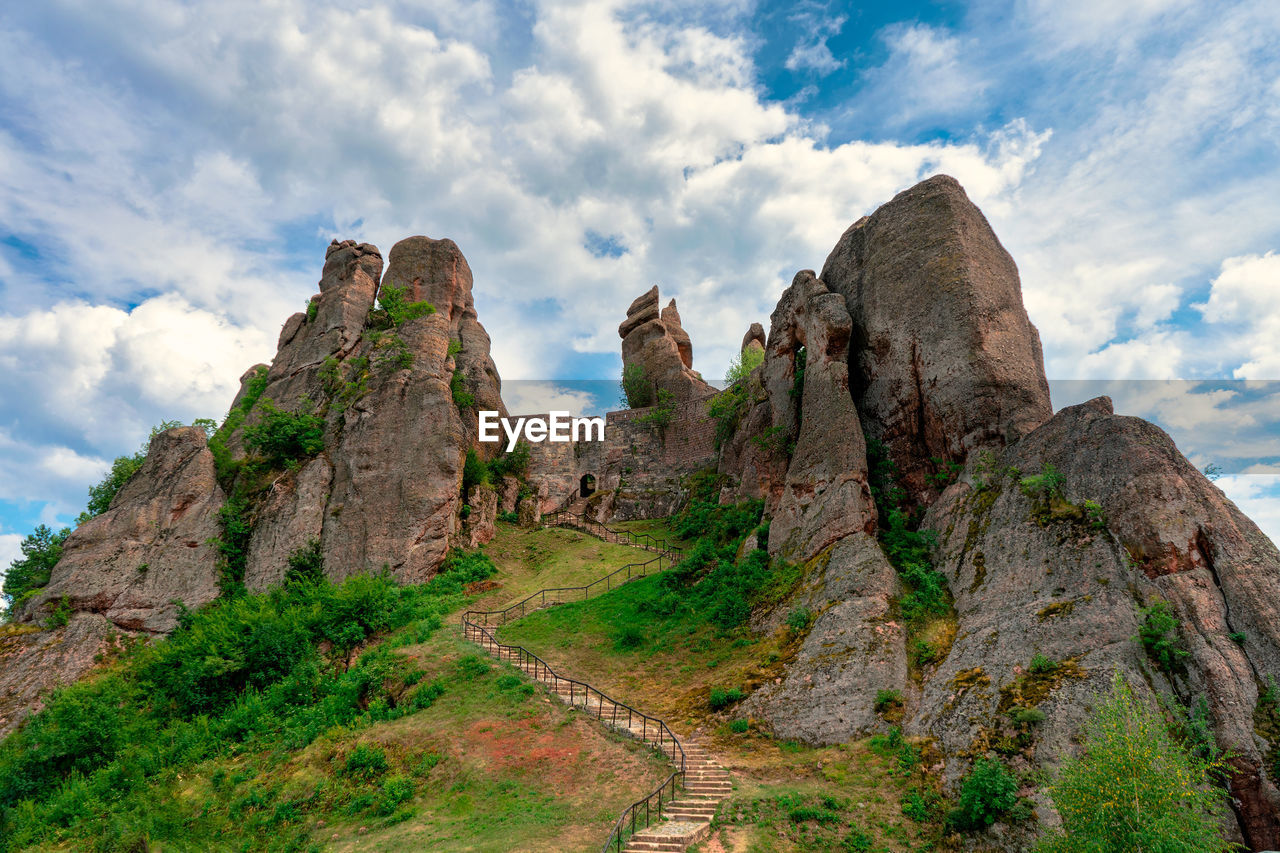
[461,520,730,852]
[621,742,730,852]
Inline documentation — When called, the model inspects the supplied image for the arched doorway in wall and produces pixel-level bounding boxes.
[580,473,596,498]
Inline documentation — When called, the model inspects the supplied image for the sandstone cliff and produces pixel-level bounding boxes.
[718,175,1280,849]
[619,285,715,405]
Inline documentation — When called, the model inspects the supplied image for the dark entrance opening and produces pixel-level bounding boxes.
[580,474,596,498]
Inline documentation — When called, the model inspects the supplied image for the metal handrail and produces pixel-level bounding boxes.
[460,617,687,852]
[464,547,678,628]
[459,506,690,852]
[542,507,683,555]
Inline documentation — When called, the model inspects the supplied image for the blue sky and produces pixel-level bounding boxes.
[1,0,1279,572]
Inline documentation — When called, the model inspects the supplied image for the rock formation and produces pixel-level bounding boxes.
[919,396,1280,847]
[0,614,122,737]
[19,427,225,633]
[726,175,1280,848]
[618,285,714,404]
[740,322,765,358]
[820,174,1053,504]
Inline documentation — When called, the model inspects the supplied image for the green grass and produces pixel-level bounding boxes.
[0,527,676,853]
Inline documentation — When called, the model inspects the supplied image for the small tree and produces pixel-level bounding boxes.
[2,525,71,612]
[243,398,325,467]
[725,345,764,386]
[1035,673,1234,853]
[620,362,653,409]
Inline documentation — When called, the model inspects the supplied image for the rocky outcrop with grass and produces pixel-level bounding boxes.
[17,427,225,633]
[717,175,1280,849]
[618,285,714,405]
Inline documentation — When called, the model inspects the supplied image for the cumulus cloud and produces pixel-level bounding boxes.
[1216,475,1280,548]
[1196,253,1280,378]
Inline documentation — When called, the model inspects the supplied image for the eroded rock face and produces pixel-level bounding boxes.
[18,427,225,633]
[743,534,904,743]
[760,271,876,562]
[915,397,1280,847]
[619,285,714,405]
[382,236,506,435]
[232,235,506,588]
[0,615,124,737]
[820,175,1053,503]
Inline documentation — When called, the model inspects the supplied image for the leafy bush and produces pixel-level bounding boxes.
[79,452,146,523]
[1029,653,1059,675]
[707,384,748,449]
[305,298,318,322]
[1019,462,1066,499]
[874,689,904,713]
[1035,674,1234,853]
[451,368,475,409]
[214,495,254,596]
[947,757,1019,831]
[708,687,745,711]
[729,719,749,734]
[785,608,813,634]
[497,510,519,524]
[612,624,645,651]
[377,283,435,326]
[1,524,70,612]
[901,788,939,822]
[1138,600,1190,674]
[461,449,489,497]
[375,775,415,815]
[488,441,531,479]
[620,362,653,409]
[1083,499,1106,530]
[242,398,325,467]
[284,540,325,586]
[789,805,837,824]
[725,345,764,385]
[45,596,72,628]
[342,745,388,781]
[637,388,675,433]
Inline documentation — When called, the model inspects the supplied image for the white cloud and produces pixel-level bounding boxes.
[1216,474,1280,549]
[502,382,601,416]
[1195,252,1280,378]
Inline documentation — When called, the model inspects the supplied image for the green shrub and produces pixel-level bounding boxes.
[1035,674,1234,853]
[708,687,745,711]
[447,339,462,358]
[947,757,1018,831]
[284,540,324,586]
[242,398,324,467]
[497,510,518,524]
[785,608,813,634]
[725,345,764,385]
[1010,707,1046,726]
[342,745,388,781]
[305,298,318,322]
[1,524,70,612]
[451,369,474,409]
[612,624,645,651]
[620,362,653,409]
[842,830,872,851]
[1083,499,1106,530]
[44,595,72,629]
[1138,600,1190,674]
[637,389,675,433]
[789,805,837,824]
[1230,631,1247,645]
[707,385,748,449]
[377,283,435,327]
[214,495,254,596]
[901,787,939,822]
[874,689,904,713]
[488,441,531,479]
[1019,463,1066,500]
[1029,653,1059,674]
[729,719,749,734]
[461,449,489,497]
[375,775,415,816]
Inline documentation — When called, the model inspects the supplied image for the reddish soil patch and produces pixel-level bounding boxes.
[466,580,502,594]
[466,716,583,786]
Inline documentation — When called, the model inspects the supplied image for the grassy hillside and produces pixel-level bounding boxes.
[0,525,672,853]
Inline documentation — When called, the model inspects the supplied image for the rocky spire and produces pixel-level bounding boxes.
[618,285,713,404]
[821,174,1053,503]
